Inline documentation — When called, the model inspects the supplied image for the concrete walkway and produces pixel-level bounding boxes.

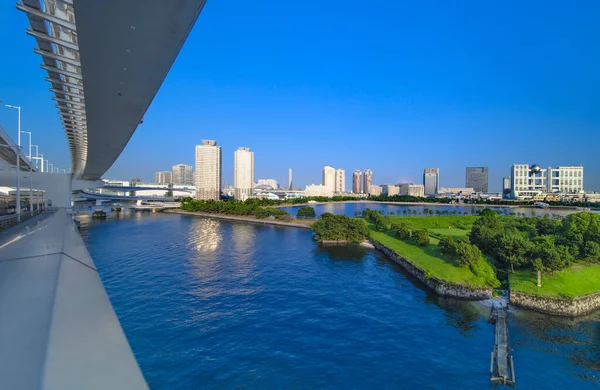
[0,210,147,390]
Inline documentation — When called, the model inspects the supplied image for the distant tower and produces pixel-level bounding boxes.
[195,140,222,200]
[363,169,373,194]
[234,147,254,201]
[423,168,439,195]
[323,166,336,193]
[334,169,345,193]
[466,167,489,193]
[352,170,362,193]
[288,168,293,190]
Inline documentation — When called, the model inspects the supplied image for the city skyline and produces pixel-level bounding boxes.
[1,1,599,192]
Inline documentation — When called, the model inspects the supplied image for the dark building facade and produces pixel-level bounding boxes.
[465,167,489,193]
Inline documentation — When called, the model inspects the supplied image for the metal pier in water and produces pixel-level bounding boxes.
[490,303,515,387]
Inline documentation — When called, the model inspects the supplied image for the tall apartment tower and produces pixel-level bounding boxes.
[423,168,439,196]
[195,140,222,201]
[363,169,373,194]
[155,171,172,184]
[323,166,336,193]
[466,167,489,193]
[234,147,254,201]
[288,168,293,190]
[352,170,362,193]
[172,164,194,186]
[334,169,345,193]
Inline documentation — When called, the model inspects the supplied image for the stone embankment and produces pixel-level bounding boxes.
[165,209,312,229]
[510,291,600,317]
[370,240,492,300]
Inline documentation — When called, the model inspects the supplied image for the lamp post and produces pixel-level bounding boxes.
[21,131,32,160]
[5,104,21,220]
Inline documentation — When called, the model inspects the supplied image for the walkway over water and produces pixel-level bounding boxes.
[490,304,515,387]
[0,210,146,389]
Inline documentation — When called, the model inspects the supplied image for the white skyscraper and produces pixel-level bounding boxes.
[322,166,336,193]
[335,169,345,193]
[195,140,222,200]
[172,164,194,186]
[234,147,254,201]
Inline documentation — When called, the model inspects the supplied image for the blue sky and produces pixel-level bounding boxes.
[1,0,599,191]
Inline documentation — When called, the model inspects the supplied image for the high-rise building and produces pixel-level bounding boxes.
[172,164,194,186]
[363,169,373,195]
[195,140,222,201]
[423,168,439,196]
[511,164,583,199]
[334,169,345,193]
[288,168,293,190]
[466,167,489,193]
[155,171,172,184]
[503,176,512,199]
[234,147,254,201]
[352,170,362,193]
[322,166,336,193]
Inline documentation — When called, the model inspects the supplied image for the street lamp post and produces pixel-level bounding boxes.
[5,104,21,221]
[21,131,32,160]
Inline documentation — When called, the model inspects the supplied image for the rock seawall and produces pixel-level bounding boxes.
[510,290,600,317]
[370,240,492,300]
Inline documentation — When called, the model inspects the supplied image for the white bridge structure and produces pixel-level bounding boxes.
[0,1,207,389]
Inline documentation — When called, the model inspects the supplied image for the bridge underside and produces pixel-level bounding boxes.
[19,0,207,180]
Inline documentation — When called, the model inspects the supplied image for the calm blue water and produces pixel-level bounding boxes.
[280,202,582,218]
[80,212,600,389]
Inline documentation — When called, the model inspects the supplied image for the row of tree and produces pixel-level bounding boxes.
[180,199,292,221]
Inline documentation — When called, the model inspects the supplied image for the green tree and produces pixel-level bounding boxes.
[438,235,457,255]
[395,223,411,239]
[456,241,483,267]
[584,241,600,263]
[497,231,532,272]
[296,206,316,218]
[413,229,430,246]
[375,219,387,232]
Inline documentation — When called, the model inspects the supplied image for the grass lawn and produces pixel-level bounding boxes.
[510,264,600,298]
[366,221,492,288]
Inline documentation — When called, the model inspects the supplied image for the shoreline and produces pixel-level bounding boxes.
[369,239,492,300]
[510,290,600,317]
[164,209,313,229]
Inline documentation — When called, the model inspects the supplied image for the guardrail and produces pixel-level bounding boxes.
[0,209,44,229]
